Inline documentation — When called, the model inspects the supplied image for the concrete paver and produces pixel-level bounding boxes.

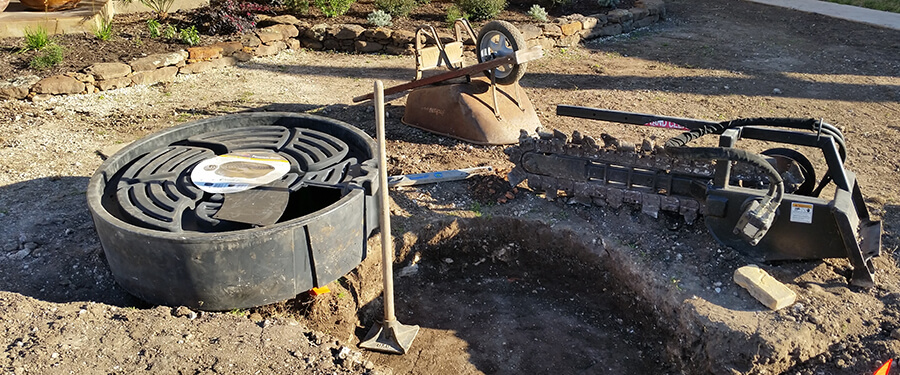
[745,0,900,30]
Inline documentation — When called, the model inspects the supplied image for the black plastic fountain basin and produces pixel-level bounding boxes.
[86,113,379,311]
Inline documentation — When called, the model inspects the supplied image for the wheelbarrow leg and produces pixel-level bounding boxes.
[490,68,501,119]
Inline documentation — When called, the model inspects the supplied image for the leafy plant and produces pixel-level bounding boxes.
[163,24,178,39]
[141,0,176,19]
[527,4,547,21]
[597,0,620,7]
[445,4,467,27]
[375,0,415,16]
[196,0,272,35]
[29,44,64,70]
[147,19,161,37]
[367,9,393,26]
[20,27,52,53]
[455,0,505,21]
[179,25,201,46]
[313,0,355,17]
[283,0,310,14]
[228,308,248,317]
[94,19,115,41]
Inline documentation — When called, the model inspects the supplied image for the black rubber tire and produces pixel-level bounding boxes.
[476,20,527,85]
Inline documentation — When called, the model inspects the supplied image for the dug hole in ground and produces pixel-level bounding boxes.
[1,0,900,373]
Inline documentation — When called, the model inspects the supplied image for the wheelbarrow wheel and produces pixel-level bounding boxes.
[476,20,527,85]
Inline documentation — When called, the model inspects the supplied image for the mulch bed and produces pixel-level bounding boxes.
[0,0,628,80]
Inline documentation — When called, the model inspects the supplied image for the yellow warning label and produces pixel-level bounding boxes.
[790,202,813,224]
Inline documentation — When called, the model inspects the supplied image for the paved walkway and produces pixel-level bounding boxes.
[745,0,900,30]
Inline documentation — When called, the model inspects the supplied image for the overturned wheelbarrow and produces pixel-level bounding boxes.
[353,20,543,145]
[86,113,380,311]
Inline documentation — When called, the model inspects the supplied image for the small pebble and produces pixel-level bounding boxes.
[773,88,782,94]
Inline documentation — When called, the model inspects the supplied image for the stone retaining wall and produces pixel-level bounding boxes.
[0,0,665,101]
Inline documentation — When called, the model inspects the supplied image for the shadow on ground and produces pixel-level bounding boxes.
[0,176,142,307]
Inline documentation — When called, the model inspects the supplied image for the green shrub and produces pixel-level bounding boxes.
[455,0,505,21]
[597,0,619,7]
[284,0,310,14]
[445,4,467,27]
[147,19,161,37]
[21,27,52,53]
[179,25,200,46]
[163,24,177,39]
[367,10,393,26]
[527,4,547,21]
[375,0,415,16]
[95,20,114,41]
[313,0,355,17]
[29,44,64,70]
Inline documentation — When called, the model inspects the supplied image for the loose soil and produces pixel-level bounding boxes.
[2,0,900,374]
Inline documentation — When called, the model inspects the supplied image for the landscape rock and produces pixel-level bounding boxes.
[540,23,562,38]
[257,14,302,27]
[734,265,797,310]
[354,40,383,53]
[240,33,261,47]
[607,9,634,23]
[305,24,329,41]
[179,60,216,74]
[629,7,650,20]
[364,27,392,40]
[32,75,85,95]
[560,21,582,36]
[187,46,223,61]
[96,77,132,91]
[66,72,94,84]
[254,41,286,57]
[131,66,178,86]
[556,34,581,47]
[519,24,543,40]
[266,24,300,39]
[0,75,40,100]
[334,24,365,40]
[210,41,243,56]
[286,38,301,50]
[300,38,324,50]
[130,51,188,72]
[390,29,414,45]
[257,27,286,44]
[233,50,253,62]
[84,62,131,80]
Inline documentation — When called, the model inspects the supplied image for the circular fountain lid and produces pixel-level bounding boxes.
[112,125,359,233]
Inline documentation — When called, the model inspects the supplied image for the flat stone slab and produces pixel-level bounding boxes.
[744,0,900,30]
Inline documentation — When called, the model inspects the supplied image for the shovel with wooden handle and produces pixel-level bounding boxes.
[359,80,420,355]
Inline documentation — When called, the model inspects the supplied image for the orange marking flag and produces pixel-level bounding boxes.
[875,359,893,375]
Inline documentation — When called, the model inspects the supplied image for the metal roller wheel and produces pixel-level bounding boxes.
[476,20,527,85]
[761,147,817,196]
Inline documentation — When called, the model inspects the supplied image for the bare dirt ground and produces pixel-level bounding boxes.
[2,0,900,373]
